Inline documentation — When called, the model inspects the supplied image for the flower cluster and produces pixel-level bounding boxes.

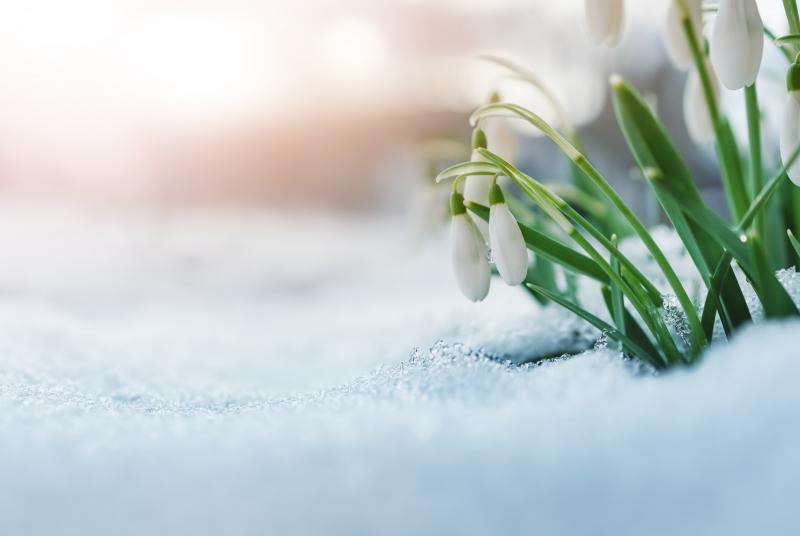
[451,129,528,302]
[440,0,800,367]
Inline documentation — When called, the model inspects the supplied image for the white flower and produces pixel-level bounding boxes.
[451,194,491,302]
[664,0,703,70]
[463,129,493,239]
[709,0,764,90]
[463,150,493,207]
[488,184,529,286]
[780,92,800,187]
[684,64,718,144]
[484,118,518,166]
[585,0,625,47]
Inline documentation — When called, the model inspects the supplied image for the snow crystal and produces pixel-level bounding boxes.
[2,204,800,535]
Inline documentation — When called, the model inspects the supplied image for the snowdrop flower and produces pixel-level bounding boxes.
[463,128,493,238]
[664,0,703,70]
[584,0,625,47]
[483,92,519,166]
[709,0,764,90]
[684,63,719,144]
[463,128,492,206]
[488,183,528,286]
[450,191,491,301]
[780,63,800,186]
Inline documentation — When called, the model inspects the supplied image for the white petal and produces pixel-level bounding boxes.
[585,0,625,46]
[463,150,493,239]
[484,118,518,166]
[664,0,703,70]
[710,0,764,90]
[489,203,529,286]
[451,214,491,301]
[684,66,718,145]
[780,93,800,187]
[463,150,493,206]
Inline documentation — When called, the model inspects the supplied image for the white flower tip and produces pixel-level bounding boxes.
[451,214,491,302]
[489,203,529,287]
[709,0,763,90]
[585,0,625,47]
[609,74,624,88]
[684,67,718,145]
[663,0,702,70]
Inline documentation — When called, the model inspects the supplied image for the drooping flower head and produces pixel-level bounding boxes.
[684,61,719,145]
[450,191,491,301]
[483,91,519,166]
[780,60,800,187]
[463,128,493,239]
[488,183,529,286]
[463,128,492,207]
[709,0,764,90]
[664,0,703,70]
[584,0,625,47]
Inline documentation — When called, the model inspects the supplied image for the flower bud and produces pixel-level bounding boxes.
[488,184,529,286]
[451,192,491,301]
[663,0,703,70]
[709,0,764,90]
[463,150,493,208]
[684,63,718,145]
[463,130,493,238]
[584,0,625,47]
[780,65,800,186]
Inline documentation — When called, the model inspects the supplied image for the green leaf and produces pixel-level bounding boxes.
[435,161,498,183]
[467,202,609,283]
[608,235,626,336]
[749,232,798,318]
[776,32,800,44]
[525,255,559,305]
[610,77,756,356]
[476,149,664,307]
[528,284,665,368]
[700,256,751,340]
[601,285,661,362]
[789,229,800,258]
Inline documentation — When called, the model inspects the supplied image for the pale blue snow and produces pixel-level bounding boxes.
[1,204,799,535]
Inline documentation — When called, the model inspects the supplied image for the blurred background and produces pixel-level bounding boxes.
[0,0,793,346]
[0,0,790,211]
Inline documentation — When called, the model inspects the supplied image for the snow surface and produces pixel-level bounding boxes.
[2,203,800,535]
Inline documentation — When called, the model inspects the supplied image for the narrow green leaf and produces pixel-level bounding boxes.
[776,33,800,44]
[476,149,664,307]
[435,161,498,183]
[528,284,665,368]
[789,229,800,258]
[749,233,798,318]
[609,235,625,336]
[467,202,609,283]
[601,285,660,361]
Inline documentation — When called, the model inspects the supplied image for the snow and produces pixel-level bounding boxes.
[2,202,800,535]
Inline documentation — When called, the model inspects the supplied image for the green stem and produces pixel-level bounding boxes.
[744,84,763,237]
[610,234,626,342]
[471,104,708,355]
[680,12,749,221]
[574,161,706,354]
[765,27,796,63]
[784,0,800,40]
[479,149,686,365]
[740,141,800,231]
[475,146,663,306]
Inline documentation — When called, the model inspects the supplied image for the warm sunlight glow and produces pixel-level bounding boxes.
[320,18,389,85]
[123,14,273,122]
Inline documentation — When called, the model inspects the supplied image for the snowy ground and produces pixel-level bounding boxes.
[1,202,800,535]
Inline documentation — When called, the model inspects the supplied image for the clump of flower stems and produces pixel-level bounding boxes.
[439,0,800,369]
